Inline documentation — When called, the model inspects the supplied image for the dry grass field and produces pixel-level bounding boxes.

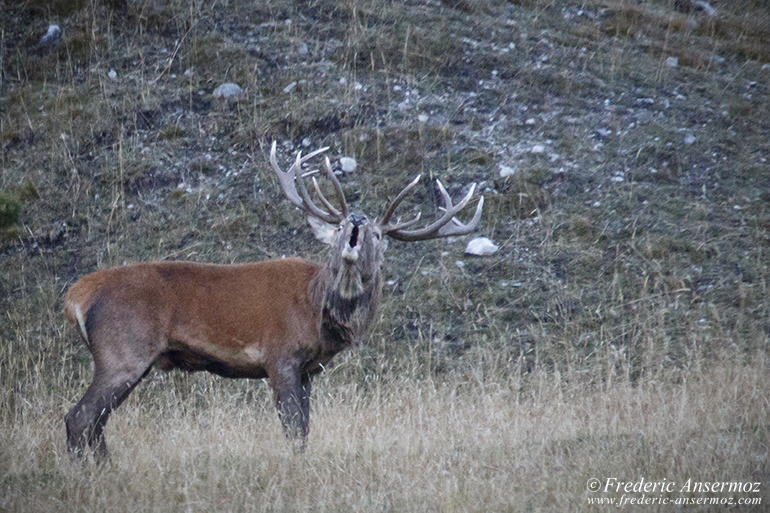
[1,0,769,511]
[0,355,767,511]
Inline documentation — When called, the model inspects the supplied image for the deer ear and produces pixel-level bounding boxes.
[307,216,338,245]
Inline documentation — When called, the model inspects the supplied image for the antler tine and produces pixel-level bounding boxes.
[323,156,348,218]
[270,140,303,206]
[383,179,483,242]
[379,174,422,227]
[435,195,484,237]
[383,211,422,232]
[312,176,340,217]
[269,141,344,224]
[291,152,334,221]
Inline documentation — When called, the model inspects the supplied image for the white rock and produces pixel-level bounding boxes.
[302,138,311,147]
[684,133,696,145]
[339,157,357,173]
[525,118,536,125]
[418,113,429,123]
[107,69,118,81]
[694,1,717,16]
[282,81,297,94]
[531,144,545,154]
[213,82,244,99]
[465,237,499,256]
[665,56,679,68]
[499,165,516,178]
[38,25,62,47]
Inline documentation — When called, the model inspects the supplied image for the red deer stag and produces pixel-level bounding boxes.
[64,141,483,459]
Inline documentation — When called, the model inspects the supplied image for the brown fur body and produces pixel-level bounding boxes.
[64,255,381,459]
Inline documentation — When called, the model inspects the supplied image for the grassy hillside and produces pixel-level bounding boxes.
[1,0,768,511]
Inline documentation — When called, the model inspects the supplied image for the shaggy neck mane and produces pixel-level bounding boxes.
[312,264,382,352]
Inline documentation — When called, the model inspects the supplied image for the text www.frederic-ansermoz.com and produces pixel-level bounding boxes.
[585,477,763,508]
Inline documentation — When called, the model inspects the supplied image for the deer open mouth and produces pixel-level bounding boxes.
[349,225,359,248]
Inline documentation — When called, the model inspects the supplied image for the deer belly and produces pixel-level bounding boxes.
[157,341,268,379]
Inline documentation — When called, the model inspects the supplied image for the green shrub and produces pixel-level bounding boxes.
[0,191,21,229]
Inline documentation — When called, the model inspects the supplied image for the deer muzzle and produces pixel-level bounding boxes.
[342,244,359,264]
[342,225,360,263]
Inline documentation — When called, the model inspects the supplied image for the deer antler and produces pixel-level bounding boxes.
[269,141,348,224]
[379,175,484,242]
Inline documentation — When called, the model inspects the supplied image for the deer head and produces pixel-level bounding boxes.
[269,140,483,282]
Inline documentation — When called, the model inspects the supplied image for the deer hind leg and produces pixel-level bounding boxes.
[65,363,151,462]
[66,296,164,461]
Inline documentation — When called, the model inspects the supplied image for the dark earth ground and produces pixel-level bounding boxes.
[1,0,768,388]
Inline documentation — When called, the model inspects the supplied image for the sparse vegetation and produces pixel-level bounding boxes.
[1,0,768,511]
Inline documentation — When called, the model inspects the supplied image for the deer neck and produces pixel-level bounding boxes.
[312,262,382,351]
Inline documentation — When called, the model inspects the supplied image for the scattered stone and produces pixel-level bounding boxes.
[525,117,536,125]
[212,82,244,99]
[665,56,679,68]
[595,128,611,139]
[298,42,309,56]
[531,144,546,154]
[107,69,118,81]
[694,1,717,16]
[339,157,357,173]
[418,113,429,123]
[684,133,696,145]
[465,237,499,256]
[38,25,62,47]
[302,138,311,147]
[499,165,516,178]
[282,81,297,94]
